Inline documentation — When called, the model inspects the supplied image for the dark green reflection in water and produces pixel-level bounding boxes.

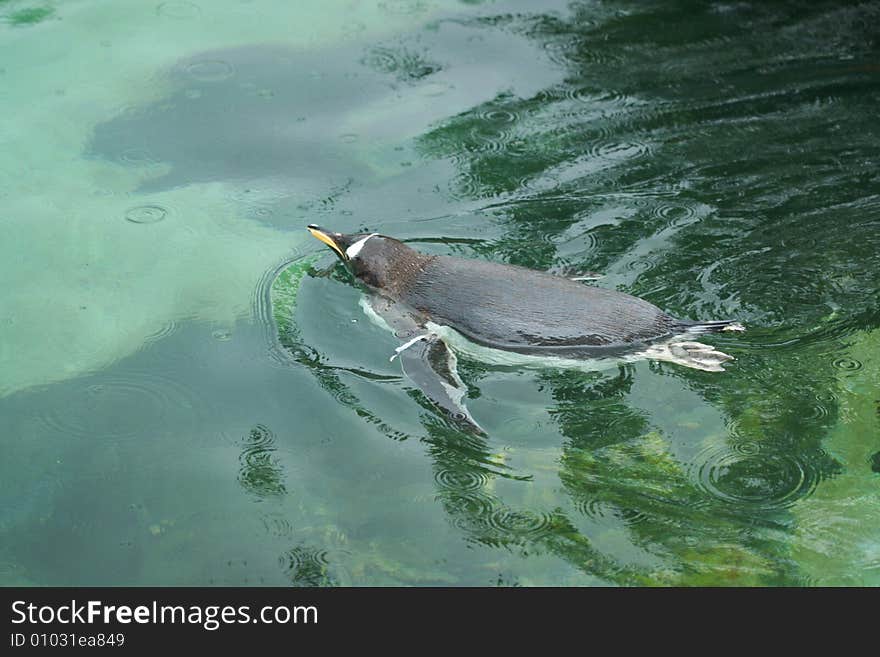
[5,7,54,26]
[427,0,878,581]
[239,425,287,499]
[273,0,879,584]
[282,544,337,587]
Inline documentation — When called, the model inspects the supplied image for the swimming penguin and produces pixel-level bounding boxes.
[306,225,744,432]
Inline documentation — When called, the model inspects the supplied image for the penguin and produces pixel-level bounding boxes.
[306,225,744,432]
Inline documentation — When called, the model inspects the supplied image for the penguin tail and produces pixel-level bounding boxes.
[642,318,744,372]
[673,319,746,335]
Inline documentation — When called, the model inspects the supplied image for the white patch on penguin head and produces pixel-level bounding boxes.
[345,233,378,259]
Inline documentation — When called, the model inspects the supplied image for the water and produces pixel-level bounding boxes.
[1,0,878,586]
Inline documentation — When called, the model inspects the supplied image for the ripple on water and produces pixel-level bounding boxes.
[486,508,556,539]
[447,171,483,200]
[815,390,837,404]
[467,126,512,155]
[541,38,574,68]
[690,442,819,510]
[589,139,652,162]
[479,108,518,124]
[183,59,234,83]
[241,423,275,452]
[125,205,167,224]
[443,490,495,526]
[651,202,698,229]
[434,467,489,492]
[141,319,179,351]
[564,86,636,109]
[803,401,830,421]
[260,514,294,538]
[729,439,762,457]
[156,2,201,19]
[119,147,159,167]
[574,498,608,519]
[516,170,562,196]
[280,545,333,585]
[617,508,650,525]
[623,256,657,277]
[238,424,287,497]
[37,371,202,442]
[832,357,862,373]
[243,201,276,222]
[363,45,439,81]
[253,250,310,368]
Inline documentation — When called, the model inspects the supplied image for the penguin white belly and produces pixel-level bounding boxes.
[424,322,620,371]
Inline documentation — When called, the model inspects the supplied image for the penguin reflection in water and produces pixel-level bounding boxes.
[307,225,744,433]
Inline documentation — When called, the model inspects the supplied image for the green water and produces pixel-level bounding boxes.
[1,0,878,586]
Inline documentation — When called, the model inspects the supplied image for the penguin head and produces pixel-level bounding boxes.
[307,225,415,290]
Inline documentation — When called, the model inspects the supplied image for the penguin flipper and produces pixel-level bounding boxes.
[362,296,483,434]
[397,336,484,435]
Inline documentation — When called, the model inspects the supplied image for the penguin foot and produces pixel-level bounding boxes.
[643,340,734,372]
